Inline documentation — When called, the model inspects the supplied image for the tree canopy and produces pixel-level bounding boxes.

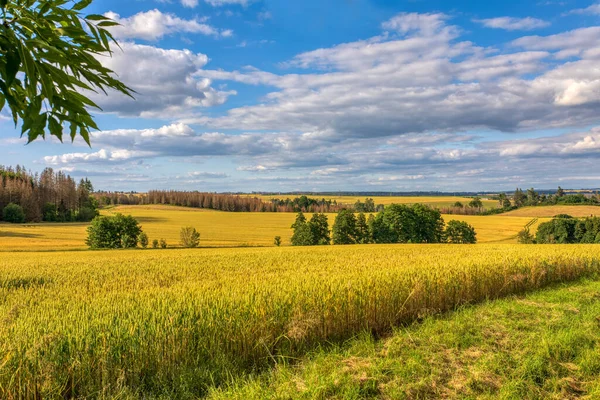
[0,0,133,144]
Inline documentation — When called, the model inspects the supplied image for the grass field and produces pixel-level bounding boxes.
[2,245,600,398]
[249,194,498,209]
[210,278,600,399]
[0,205,547,251]
[501,205,600,218]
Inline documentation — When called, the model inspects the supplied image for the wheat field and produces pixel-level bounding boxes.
[0,204,548,251]
[248,194,498,209]
[2,245,600,398]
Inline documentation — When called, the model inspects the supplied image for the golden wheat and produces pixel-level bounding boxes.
[1,244,600,397]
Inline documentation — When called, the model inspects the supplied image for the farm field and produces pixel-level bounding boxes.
[211,278,600,399]
[0,204,546,251]
[249,194,499,209]
[2,245,600,398]
[501,205,600,218]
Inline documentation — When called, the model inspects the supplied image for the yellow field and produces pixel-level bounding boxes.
[0,205,545,251]
[501,205,600,218]
[2,244,600,398]
[248,194,498,209]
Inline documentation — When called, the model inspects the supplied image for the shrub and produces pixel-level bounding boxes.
[159,239,167,249]
[517,228,535,244]
[77,206,99,222]
[85,214,142,249]
[2,203,25,223]
[152,239,159,249]
[180,227,200,248]
[274,236,281,246]
[445,220,477,244]
[139,233,149,249]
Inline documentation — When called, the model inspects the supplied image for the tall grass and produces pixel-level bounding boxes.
[1,244,600,398]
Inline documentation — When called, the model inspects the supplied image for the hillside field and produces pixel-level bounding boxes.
[2,245,600,398]
[501,205,600,218]
[0,204,548,251]
[248,194,498,209]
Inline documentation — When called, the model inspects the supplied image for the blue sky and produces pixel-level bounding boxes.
[3,0,600,192]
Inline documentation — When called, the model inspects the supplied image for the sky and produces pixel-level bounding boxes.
[3,0,600,192]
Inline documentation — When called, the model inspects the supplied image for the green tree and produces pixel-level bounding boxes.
[152,239,159,249]
[85,214,142,249]
[411,204,445,243]
[453,201,463,208]
[139,232,149,248]
[332,209,357,245]
[369,212,396,243]
[159,238,167,249]
[309,213,330,245]
[445,220,477,244]
[557,186,565,197]
[526,188,539,206]
[355,212,371,244]
[274,236,281,246]
[0,0,133,143]
[290,221,313,246]
[2,202,25,223]
[468,197,483,210]
[180,227,200,248]
[513,188,526,208]
[535,216,578,244]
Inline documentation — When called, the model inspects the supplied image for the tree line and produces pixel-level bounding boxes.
[94,191,383,213]
[519,214,600,244]
[443,187,600,216]
[290,204,477,246]
[0,165,98,223]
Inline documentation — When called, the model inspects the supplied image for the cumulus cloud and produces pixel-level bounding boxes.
[474,17,550,31]
[41,12,600,191]
[193,16,600,139]
[90,43,235,118]
[104,9,232,40]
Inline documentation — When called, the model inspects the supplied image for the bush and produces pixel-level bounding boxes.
[445,220,477,244]
[85,214,142,249]
[159,239,167,249]
[77,206,99,222]
[274,236,281,246]
[152,239,159,249]
[139,233,149,248]
[180,227,200,248]
[2,203,25,223]
[517,228,535,244]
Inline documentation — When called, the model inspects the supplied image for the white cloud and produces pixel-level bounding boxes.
[566,3,600,15]
[205,0,251,6]
[104,9,232,40]
[474,17,550,31]
[91,43,235,118]
[181,0,199,8]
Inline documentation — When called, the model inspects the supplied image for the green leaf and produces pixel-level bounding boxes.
[48,115,63,142]
[5,51,21,87]
[72,0,93,11]
[85,14,109,21]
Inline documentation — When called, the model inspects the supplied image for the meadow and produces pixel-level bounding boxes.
[2,245,600,398]
[0,204,548,251]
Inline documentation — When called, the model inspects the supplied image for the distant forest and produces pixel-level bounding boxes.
[0,165,97,223]
[94,191,384,213]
